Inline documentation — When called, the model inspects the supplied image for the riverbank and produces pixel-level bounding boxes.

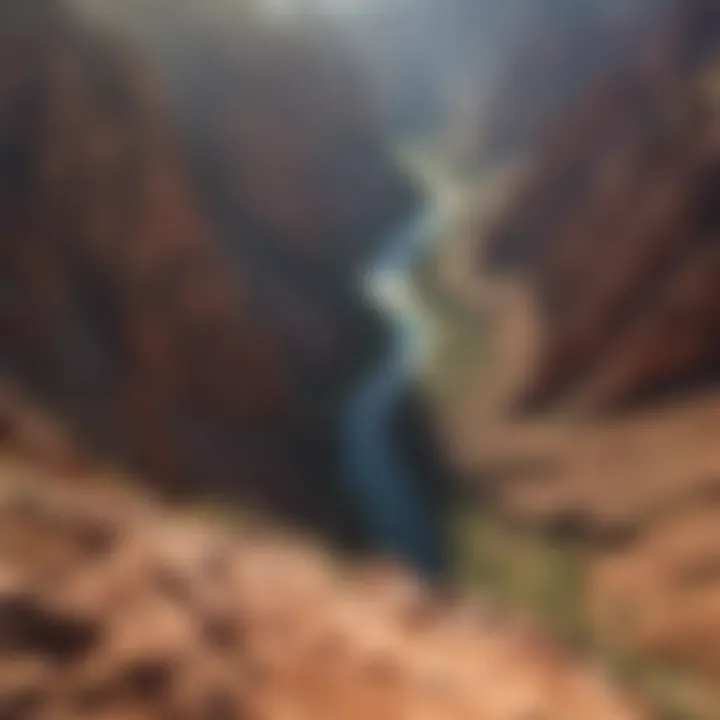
[410,154,720,719]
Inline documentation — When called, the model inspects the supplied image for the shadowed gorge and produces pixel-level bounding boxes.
[7,0,720,716]
[0,0,435,558]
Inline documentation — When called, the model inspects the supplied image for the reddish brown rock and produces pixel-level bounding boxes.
[0,0,285,481]
[0,480,646,720]
[482,0,720,413]
[0,0,419,548]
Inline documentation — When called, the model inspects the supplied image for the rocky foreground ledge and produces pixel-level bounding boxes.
[0,474,646,720]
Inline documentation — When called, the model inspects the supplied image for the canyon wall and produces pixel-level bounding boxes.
[0,0,418,547]
[483,0,720,412]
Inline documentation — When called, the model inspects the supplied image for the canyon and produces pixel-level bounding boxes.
[0,0,439,558]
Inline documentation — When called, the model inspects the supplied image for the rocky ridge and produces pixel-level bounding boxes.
[0,458,645,720]
[483,0,720,413]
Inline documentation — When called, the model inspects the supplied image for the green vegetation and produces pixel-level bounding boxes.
[405,160,720,718]
[412,240,490,403]
[452,504,588,642]
[451,503,720,720]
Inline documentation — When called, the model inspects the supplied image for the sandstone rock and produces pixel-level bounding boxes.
[591,504,720,681]
[0,482,645,720]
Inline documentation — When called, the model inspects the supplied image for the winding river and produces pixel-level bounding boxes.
[342,172,456,579]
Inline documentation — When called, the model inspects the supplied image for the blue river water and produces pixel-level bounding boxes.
[341,196,447,579]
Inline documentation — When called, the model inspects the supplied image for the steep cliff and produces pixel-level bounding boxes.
[0,0,288,487]
[483,0,720,412]
[0,0,418,547]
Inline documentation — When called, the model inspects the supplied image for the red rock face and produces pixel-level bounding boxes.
[0,2,286,484]
[0,0,417,543]
[483,0,720,412]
